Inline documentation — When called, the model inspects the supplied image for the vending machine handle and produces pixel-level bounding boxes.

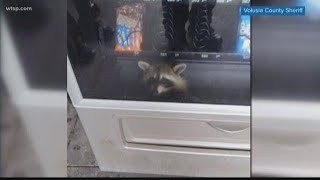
[208,121,250,134]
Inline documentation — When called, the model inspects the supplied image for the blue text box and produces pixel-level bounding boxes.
[240,6,305,16]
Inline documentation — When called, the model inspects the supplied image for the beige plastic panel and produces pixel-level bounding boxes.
[119,116,250,150]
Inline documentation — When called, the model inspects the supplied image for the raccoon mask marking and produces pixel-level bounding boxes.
[138,61,188,96]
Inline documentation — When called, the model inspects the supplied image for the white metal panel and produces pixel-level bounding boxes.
[120,115,250,150]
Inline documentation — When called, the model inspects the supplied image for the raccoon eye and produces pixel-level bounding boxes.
[162,78,173,87]
[147,77,156,84]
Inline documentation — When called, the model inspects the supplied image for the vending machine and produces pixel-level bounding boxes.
[67,0,251,177]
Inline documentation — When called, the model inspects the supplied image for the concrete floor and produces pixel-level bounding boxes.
[0,91,43,177]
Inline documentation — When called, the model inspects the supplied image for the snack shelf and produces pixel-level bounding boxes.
[101,50,250,65]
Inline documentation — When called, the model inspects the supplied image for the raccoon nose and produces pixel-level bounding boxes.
[157,86,165,94]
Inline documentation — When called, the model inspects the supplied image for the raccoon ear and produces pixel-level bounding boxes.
[173,63,187,75]
[138,61,150,71]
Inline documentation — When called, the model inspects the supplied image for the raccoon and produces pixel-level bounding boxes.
[138,61,188,97]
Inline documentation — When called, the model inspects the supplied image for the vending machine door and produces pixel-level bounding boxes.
[67,0,251,177]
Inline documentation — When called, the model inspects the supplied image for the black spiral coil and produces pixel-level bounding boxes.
[153,0,189,51]
[161,0,175,50]
[188,0,222,52]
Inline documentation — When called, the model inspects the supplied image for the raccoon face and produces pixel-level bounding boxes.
[138,61,188,96]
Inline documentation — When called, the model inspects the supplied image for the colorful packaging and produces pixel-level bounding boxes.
[115,3,145,52]
[236,14,251,59]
